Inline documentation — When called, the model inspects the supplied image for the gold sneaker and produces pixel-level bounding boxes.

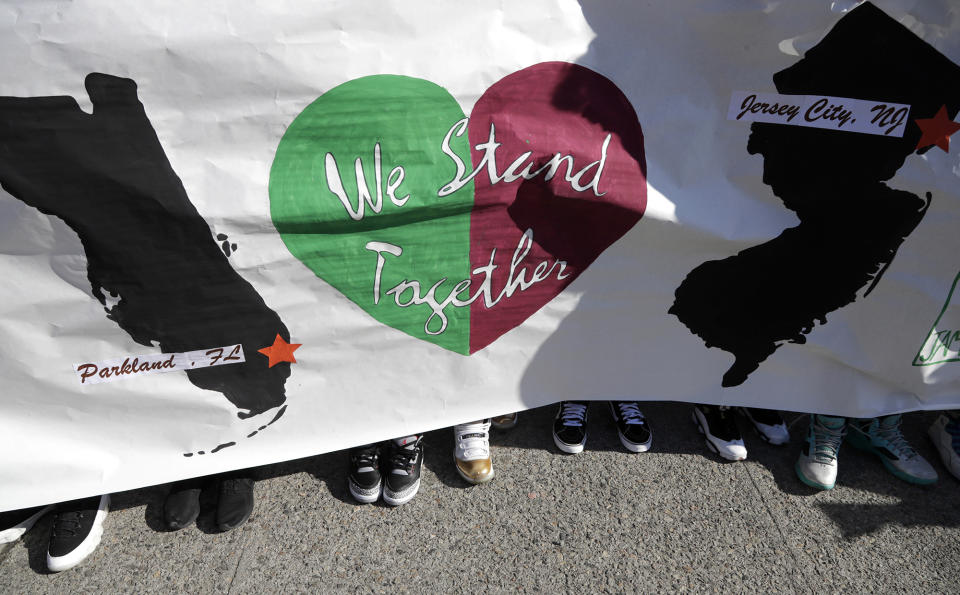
[453,420,494,484]
[491,412,518,430]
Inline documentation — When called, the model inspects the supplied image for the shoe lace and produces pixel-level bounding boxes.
[389,439,421,474]
[350,448,379,472]
[615,402,645,425]
[560,402,588,426]
[456,420,491,459]
[873,416,919,460]
[812,419,845,464]
[51,511,83,538]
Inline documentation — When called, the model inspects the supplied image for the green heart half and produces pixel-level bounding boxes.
[269,75,474,354]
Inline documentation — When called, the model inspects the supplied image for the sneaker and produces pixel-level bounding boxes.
[928,414,960,481]
[163,478,203,530]
[454,420,495,485]
[348,443,382,503]
[796,415,846,490]
[609,401,652,452]
[491,412,519,430]
[692,405,746,461]
[741,407,790,445]
[46,494,109,572]
[553,401,589,454]
[216,476,255,531]
[847,415,938,485]
[382,435,423,506]
[0,505,54,544]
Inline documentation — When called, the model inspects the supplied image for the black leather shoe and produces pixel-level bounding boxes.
[163,479,202,530]
[216,477,254,532]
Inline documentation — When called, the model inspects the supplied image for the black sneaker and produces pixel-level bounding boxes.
[0,504,54,544]
[553,401,589,454]
[692,405,747,461]
[348,443,382,504]
[609,401,652,452]
[216,476,254,532]
[163,478,203,530]
[47,494,109,572]
[382,435,423,506]
[740,407,790,445]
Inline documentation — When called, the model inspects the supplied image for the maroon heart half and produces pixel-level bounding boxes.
[467,62,647,353]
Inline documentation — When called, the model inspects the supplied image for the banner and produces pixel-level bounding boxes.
[2,0,960,510]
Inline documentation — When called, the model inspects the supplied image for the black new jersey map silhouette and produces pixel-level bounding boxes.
[670,3,960,387]
[0,74,290,418]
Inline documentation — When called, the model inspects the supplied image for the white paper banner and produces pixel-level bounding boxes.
[1,0,960,510]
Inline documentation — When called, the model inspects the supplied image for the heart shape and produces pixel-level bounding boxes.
[269,62,646,354]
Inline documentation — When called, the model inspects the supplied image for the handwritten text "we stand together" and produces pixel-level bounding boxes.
[323,118,612,335]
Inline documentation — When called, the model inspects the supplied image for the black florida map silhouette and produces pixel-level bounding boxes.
[0,73,292,421]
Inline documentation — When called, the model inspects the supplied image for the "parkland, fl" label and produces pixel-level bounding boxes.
[74,344,245,385]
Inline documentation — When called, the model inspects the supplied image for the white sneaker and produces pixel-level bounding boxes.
[929,414,960,481]
[454,420,494,485]
[740,407,790,445]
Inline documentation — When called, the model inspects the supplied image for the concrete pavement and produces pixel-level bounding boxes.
[1,402,958,592]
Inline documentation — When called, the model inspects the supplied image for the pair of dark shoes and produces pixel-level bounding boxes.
[0,495,110,572]
[553,401,653,454]
[348,436,424,506]
[163,473,254,532]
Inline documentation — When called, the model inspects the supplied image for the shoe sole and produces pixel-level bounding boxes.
[847,435,938,485]
[382,479,421,506]
[0,505,54,544]
[456,465,495,485]
[348,478,381,504]
[692,411,745,461]
[47,495,109,573]
[217,509,253,532]
[617,431,652,453]
[553,433,586,454]
[794,460,835,490]
[878,457,938,485]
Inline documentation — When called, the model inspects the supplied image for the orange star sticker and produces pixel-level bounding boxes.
[915,105,960,152]
[257,334,302,368]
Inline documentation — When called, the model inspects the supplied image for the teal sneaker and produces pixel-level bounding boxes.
[847,415,938,485]
[796,415,846,490]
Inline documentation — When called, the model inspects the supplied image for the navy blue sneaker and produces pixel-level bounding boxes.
[553,401,589,454]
